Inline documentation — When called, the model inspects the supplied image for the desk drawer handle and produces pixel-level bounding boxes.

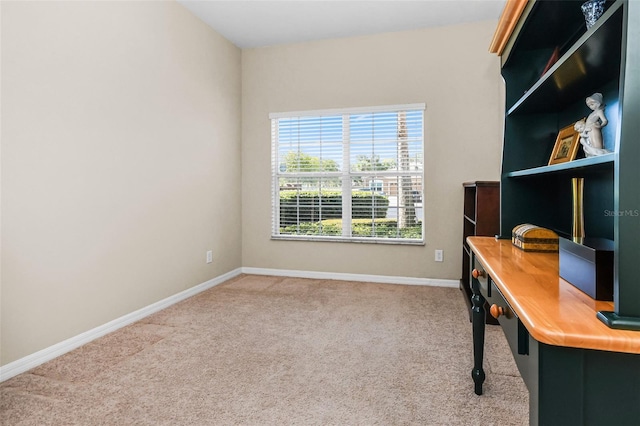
[472,269,485,279]
[490,304,506,319]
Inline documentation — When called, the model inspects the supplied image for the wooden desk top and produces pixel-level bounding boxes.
[468,236,640,354]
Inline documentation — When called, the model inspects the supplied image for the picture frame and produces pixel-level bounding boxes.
[549,123,580,165]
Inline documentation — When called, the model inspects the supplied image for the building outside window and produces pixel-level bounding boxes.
[270,103,425,244]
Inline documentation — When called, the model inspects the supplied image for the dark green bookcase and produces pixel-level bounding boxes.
[499,0,640,330]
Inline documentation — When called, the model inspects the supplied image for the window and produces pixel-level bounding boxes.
[270,103,425,244]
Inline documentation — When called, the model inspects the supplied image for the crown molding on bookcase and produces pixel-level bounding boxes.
[489,0,528,55]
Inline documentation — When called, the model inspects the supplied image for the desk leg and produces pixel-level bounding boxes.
[471,279,486,395]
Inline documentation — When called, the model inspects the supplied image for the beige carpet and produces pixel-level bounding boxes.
[1,274,528,425]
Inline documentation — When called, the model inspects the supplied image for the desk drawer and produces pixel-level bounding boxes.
[471,256,500,326]
[490,281,531,384]
[472,256,491,299]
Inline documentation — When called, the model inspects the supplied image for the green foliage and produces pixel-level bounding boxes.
[283,152,339,172]
[351,155,396,185]
[352,155,396,172]
[280,152,341,188]
[279,190,389,226]
[280,221,342,236]
[280,218,422,239]
[351,191,389,219]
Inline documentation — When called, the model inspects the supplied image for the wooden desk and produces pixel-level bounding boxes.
[468,237,640,425]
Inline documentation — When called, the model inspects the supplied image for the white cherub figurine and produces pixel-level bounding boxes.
[584,92,608,150]
[575,118,610,157]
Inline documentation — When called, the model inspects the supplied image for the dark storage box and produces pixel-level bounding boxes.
[559,237,614,301]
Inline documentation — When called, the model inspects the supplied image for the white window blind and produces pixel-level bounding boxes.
[270,103,425,244]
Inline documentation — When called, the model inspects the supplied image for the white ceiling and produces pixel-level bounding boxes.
[177,0,506,49]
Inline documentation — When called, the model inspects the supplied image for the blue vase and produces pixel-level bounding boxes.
[581,0,606,29]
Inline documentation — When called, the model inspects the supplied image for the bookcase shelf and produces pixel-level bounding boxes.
[506,1,623,116]
[498,0,640,330]
[505,153,614,178]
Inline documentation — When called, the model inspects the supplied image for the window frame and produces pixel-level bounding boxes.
[270,103,426,245]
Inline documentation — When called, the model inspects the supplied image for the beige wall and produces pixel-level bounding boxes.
[1,1,242,364]
[242,22,503,280]
[1,6,504,367]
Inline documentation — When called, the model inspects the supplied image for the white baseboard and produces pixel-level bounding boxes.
[241,267,459,288]
[1,267,457,382]
[0,268,242,383]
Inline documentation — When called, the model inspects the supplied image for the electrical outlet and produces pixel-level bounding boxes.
[435,249,444,262]
[206,250,213,264]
